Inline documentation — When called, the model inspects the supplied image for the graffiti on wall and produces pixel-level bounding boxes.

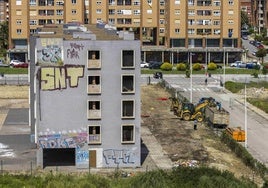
[103,149,136,165]
[76,149,89,165]
[38,130,87,149]
[40,65,84,90]
[37,38,63,64]
[66,43,85,59]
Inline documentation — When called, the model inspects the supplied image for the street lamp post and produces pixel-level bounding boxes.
[205,35,208,76]
[245,84,247,148]
[223,47,226,89]
[190,52,193,103]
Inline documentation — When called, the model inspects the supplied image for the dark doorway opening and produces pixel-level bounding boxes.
[43,148,75,168]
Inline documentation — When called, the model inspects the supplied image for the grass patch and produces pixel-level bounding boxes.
[0,67,28,74]
[247,98,268,113]
[0,168,258,188]
[225,81,268,93]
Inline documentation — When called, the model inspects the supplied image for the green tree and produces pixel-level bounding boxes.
[256,48,267,65]
[0,21,9,57]
[241,11,250,28]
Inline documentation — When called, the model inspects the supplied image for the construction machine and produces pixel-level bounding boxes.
[170,97,212,122]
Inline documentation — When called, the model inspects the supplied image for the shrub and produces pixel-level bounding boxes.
[262,40,268,45]
[160,62,173,71]
[193,63,202,71]
[176,63,187,71]
[207,62,217,70]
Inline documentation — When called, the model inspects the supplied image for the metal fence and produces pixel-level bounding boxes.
[0,75,29,85]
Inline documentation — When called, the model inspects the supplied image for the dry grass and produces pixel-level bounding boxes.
[0,85,29,99]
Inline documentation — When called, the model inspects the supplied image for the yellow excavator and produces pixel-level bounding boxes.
[169,97,215,122]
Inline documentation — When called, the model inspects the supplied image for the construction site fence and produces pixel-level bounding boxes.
[158,79,188,102]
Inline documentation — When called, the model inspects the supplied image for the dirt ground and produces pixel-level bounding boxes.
[0,85,264,185]
[141,84,263,185]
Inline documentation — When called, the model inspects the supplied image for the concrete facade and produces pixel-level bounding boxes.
[29,24,141,169]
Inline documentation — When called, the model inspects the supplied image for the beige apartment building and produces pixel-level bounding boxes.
[251,0,268,34]
[9,0,243,64]
[0,0,8,22]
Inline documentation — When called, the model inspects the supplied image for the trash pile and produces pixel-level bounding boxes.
[239,87,268,99]
[173,159,199,168]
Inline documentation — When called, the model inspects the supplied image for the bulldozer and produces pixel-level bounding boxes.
[169,97,215,122]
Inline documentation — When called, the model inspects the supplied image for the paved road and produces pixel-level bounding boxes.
[242,37,268,63]
[141,74,268,167]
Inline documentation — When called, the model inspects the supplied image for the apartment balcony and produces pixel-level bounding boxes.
[88,134,101,144]
[88,84,101,94]
[88,110,101,119]
[87,59,101,69]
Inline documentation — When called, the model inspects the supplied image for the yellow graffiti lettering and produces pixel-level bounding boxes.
[40,38,61,47]
[41,66,84,90]
[66,67,84,87]
[41,67,55,90]
[54,67,66,89]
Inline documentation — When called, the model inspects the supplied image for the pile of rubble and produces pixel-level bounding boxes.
[238,87,268,99]
[173,160,199,168]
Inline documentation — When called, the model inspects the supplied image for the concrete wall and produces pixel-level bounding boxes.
[32,38,141,168]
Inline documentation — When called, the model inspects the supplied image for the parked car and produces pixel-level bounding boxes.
[0,60,8,67]
[246,62,260,69]
[238,62,247,68]
[230,61,241,67]
[140,61,149,68]
[148,61,163,69]
[9,59,23,67]
[257,44,264,49]
[13,62,28,68]
[242,35,248,40]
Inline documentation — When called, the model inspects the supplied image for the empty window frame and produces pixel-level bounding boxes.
[71,9,77,14]
[121,124,135,143]
[17,29,22,34]
[159,28,165,33]
[122,75,134,93]
[88,101,101,119]
[88,76,101,94]
[175,0,180,5]
[122,100,135,118]
[88,125,101,144]
[122,50,134,68]
[16,19,22,25]
[88,50,101,69]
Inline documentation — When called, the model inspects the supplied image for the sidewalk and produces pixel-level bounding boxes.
[141,126,173,170]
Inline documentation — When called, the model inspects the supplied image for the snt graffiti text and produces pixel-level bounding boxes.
[40,65,84,90]
[103,149,135,165]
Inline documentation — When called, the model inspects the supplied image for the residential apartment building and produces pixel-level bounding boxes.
[0,0,8,23]
[10,0,242,66]
[29,23,141,168]
[241,0,252,26]
[251,0,268,34]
